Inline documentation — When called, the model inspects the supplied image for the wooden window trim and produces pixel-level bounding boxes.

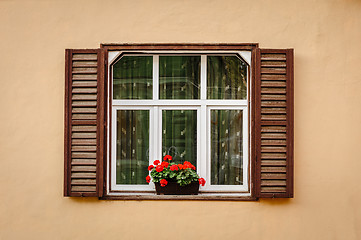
[64,43,294,200]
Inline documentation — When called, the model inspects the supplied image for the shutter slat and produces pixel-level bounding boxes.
[72,74,98,80]
[73,61,97,67]
[261,68,287,74]
[261,81,286,87]
[71,186,97,192]
[261,147,287,152]
[65,49,104,197]
[71,165,97,172]
[71,146,97,152]
[72,126,97,132]
[72,94,97,101]
[260,61,287,67]
[71,159,97,165]
[261,160,287,166]
[261,173,287,180]
[255,48,294,198]
[72,88,97,94]
[72,68,98,74]
[72,81,97,88]
[72,101,97,107]
[72,54,98,61]
[261,180,287,186]
[260,187,287,193]
[261,167,287,173]
[71,179,97,185]
[71,172,97,178]
[261,75,287,81]
[72,139,97,145]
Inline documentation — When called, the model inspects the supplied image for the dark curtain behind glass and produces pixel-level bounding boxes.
[113,56,153,99]
[159,56,200,99]
[207,56,247,99]
[162,110,197,167]
[116,110,149,184]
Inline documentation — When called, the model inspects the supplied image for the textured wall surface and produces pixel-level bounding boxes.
[1,0,361,239]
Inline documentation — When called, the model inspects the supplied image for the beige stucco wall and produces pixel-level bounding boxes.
[1,0,361,239]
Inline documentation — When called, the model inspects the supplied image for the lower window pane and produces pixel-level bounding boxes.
[211,109,243,185]
[162,110,197,167]
[116,110,149,184]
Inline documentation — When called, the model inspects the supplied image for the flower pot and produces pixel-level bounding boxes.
[155,181,199,195]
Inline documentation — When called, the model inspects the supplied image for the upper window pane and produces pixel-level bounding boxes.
[159,56,201,99]
[113,56,153,99]
[207,56,247,99]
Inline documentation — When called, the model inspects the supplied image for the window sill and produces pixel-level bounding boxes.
[100,195,257,201]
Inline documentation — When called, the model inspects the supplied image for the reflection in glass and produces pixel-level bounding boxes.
[116,110,149,184]
[113,56,152,99]
[207,56,247,99]
[159,56,200,99]
[162,110,197,166]
[211,110,243,185]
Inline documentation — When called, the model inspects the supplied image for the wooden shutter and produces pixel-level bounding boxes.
[255,49,294,198]
[64,49,105,197]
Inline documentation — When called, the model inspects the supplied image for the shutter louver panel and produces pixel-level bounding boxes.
[255,49,294,198]
[64,49,104,197]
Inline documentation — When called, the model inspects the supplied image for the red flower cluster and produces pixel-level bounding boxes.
[160,179,168,187]
[163,155,172,161]
[156,165,164,172]
[183,161,196,170]
[170,165,179,171]
[146,155,206,189]
[199,178,206,186]
[161,161,169,168]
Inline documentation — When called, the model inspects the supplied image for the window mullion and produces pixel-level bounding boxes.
[153,55,159,100]
[201,55,207,100]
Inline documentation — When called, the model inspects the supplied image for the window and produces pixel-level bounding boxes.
[64,44,294,200]
[109,53,251,195]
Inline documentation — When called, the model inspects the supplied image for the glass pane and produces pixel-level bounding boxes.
[159,56,200,99]
[207,56,247,99]
[113,56,152,99]
[116,110,149,184]
[211,109,243,185]
[162,110,197,167]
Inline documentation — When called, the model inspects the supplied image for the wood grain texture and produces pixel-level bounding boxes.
[255,48,294,198]
[64,49,104,197]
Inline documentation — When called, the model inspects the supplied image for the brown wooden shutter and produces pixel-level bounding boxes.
[64,49,105,197]
[255,48,294,198]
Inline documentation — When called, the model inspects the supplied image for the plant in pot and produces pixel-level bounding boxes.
[146,155,206,195]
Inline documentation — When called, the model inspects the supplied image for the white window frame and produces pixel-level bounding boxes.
[107,51,251,196]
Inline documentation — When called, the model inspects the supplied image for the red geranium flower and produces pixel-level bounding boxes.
[160,179,168,187]
[156,165,164,172]
[199,178,206,186]
[177,164,184,170]
[170,165,179,171]
[161,161,169,168]
[146,175,151,183]
[153,160,160,165]
[148,165,154,171]
[163,155,173,161]
[183,161,196,170]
